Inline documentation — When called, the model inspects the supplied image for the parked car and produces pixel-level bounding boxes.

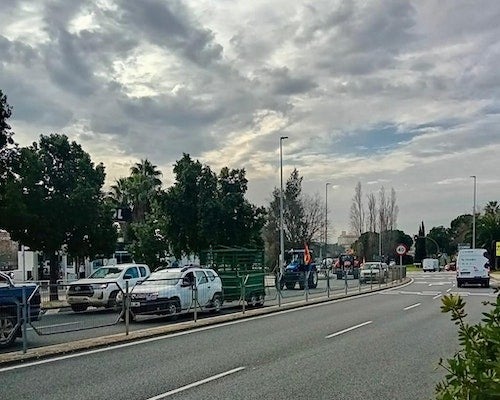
[0,271,41,347]
[122,266,223,319]
[66,263,150,312]
[359,262,388,284]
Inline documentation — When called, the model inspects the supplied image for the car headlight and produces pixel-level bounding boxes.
[100,283,108,289]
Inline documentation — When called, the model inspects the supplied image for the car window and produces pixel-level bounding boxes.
[206,270,216,281]
[125,267,139,279]
[139,266,147,277]
[195,270,208,285]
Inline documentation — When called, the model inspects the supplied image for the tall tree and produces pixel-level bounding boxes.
[0,90,17,210]
[378,186,389,232]
[388,188,399,230]
[415,221,427,263]
[366,192,377,232]
[349,181,365,236]
[0,134,115,299]
[262,169,325,269]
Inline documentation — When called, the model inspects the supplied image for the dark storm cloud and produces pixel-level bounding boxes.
[118,0,223,65]
[0,35,37,65]
[266,67,318,96]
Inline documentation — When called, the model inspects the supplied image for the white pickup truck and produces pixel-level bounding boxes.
[66,263,150,312]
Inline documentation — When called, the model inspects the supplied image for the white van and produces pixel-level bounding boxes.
[456,249,490,288]
[422,258,439,272]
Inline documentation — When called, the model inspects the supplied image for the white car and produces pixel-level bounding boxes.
[66,263,150,312]
[359,262,388,284]
[125,266,223,319]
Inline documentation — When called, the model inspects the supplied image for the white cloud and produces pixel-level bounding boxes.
[1,0,500,239]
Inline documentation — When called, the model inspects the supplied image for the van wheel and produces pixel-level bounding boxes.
[168,300,181,320]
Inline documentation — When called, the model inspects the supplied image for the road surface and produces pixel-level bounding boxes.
[1,271,496,400]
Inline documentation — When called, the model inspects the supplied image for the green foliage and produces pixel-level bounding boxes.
[435,293,500,399]
[0,134,116,287]
[415,221,427,263]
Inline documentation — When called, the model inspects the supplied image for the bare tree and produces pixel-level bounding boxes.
[388,187,399,230]
[367,192,377,232]
[378,186,390,232]
[301,193,326,244]
[349,181,365,236]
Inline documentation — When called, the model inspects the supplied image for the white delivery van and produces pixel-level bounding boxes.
[456,249,490,288]
[422,258,439,272]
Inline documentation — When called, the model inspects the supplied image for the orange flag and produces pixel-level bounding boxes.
[304,243,312,264]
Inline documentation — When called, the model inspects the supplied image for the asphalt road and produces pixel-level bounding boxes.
[1,271,496,400]
[1,274,369,352]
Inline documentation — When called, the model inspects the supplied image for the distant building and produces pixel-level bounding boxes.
[0,230,18,270]
[338,231,358,250]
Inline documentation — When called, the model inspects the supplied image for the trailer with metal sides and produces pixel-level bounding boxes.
[199,247,266,307]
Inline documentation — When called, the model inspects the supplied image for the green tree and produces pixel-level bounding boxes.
[450,214,473,249]
[262,169,325,269]
[477,202,500,267]
[0,90,17,211]
[0,134,115,299]
[436,293,500,399]
[415,221,427,263]
[428,226,455,256]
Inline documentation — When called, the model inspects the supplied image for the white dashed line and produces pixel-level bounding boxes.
[403,303,421,311]
[146,367,246,399]
[326,321,373,339]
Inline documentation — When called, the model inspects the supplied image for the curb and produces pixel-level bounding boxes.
[0,278,410,366]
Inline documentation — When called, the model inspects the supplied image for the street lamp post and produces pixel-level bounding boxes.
[470,175,476,249]
[279,136,288,277]
[325,183,331,258]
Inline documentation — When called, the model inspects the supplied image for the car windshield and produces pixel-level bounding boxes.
[363,263,381,269]
[89,267,123,279]
[143,270,182,285]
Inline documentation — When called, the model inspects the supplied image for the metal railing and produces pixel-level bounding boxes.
[1,266,407,356]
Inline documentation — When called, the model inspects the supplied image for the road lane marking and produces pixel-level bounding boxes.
[432,294,442,300]
[325,321,372,338]
[146,367,245,399]
[446,288,452,293]
[403,303,421,311]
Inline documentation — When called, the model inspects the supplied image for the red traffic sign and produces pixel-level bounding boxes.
[395,244,408,256]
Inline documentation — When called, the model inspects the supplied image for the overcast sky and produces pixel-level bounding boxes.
[1,0,499,239]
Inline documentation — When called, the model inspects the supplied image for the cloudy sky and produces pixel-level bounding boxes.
[1,0,499,239]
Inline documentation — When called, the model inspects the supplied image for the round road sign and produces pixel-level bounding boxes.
[396,244,407,256]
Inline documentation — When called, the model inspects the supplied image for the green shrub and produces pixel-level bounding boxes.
[435,293,500,399]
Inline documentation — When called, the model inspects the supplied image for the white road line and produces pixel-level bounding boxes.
[325,321,373,339]
[403,303,421,311]
[146,367,245,399]
[27,322,80,331]
[432,294,441,300]
[446,288,452,292]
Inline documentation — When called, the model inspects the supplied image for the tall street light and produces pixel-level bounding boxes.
[470,175,477,249]
[279,136,288,276]
[325,183,331,258]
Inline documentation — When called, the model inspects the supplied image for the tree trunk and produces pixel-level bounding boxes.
[49,252,60,301]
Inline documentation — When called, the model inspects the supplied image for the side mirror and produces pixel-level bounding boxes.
[124,274,132,280]
[181,279,192,287]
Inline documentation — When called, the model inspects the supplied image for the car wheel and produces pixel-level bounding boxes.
[107,291,119,308]
[257,294,265,307]
[168,300,180,319]
[0,314,18,347]
[70,304,88,312]
[211,294,222,313]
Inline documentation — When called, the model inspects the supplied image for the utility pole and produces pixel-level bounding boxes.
[325,183,331,259]
[470,175,476,249]
[279,136,288,276]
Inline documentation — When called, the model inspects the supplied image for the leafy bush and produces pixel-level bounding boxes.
[435,293,500,399]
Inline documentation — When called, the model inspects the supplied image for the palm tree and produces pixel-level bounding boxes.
[484,201,499,216]
[130,159,162,189]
